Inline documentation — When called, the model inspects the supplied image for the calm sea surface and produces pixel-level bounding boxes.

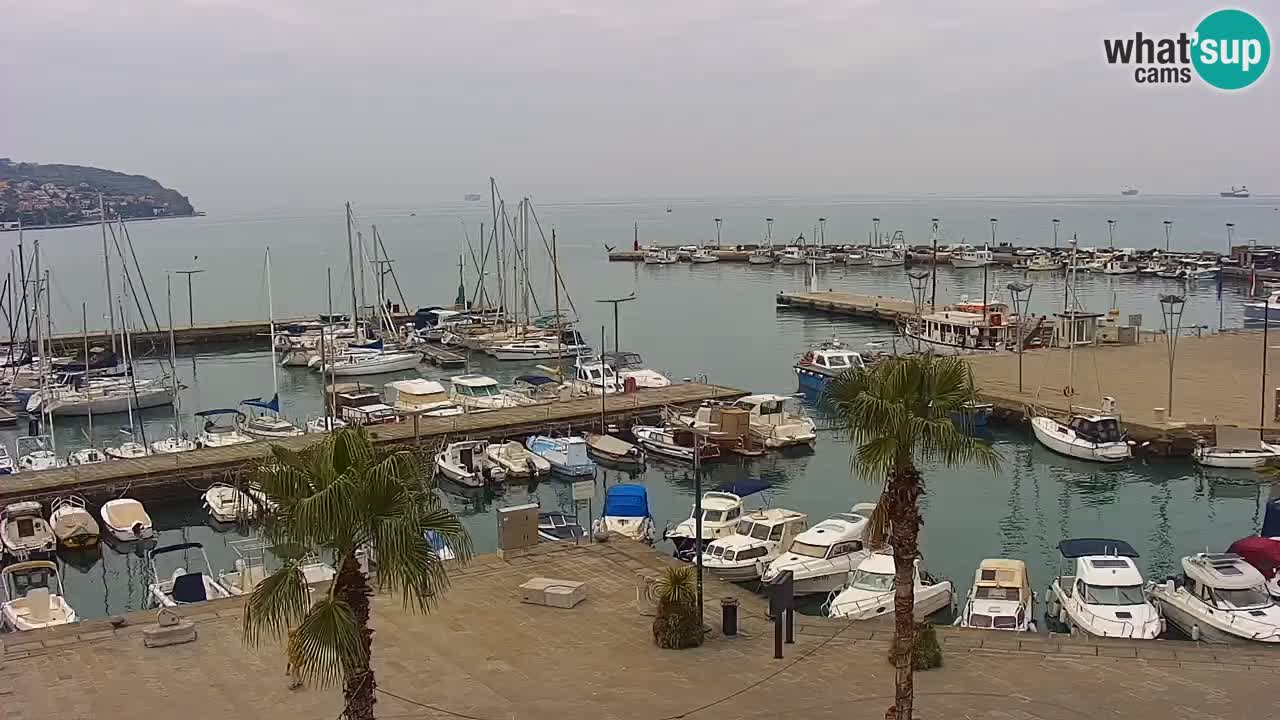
[6,194,1280,623]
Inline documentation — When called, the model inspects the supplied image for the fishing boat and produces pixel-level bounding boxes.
[48,496,99,549]
[485,441,551,477]
[599,484,655,542]
[435,439,505,487]
[793,337,865,396]
[525,435,595,476]
[747,249,775,265]
[1221,185,1250,198]
[826,550,954,620]
[538,512,586,542]
[956,558,1036,631]
[583,432,645,466]
[665,488,756,560]
[1024,253,1064,271]
[902,302,1016,355]
[148,542,233,607]
[843,250,871,266]
[701,508,808,582]
[1044,538,1162,639]
[631,425,720,463]
[762,506,876,595]
[1,501,57,562]
[1031,401,1133,463]
[950,248,993,268]
[99,498,154,542]
[643,249,678,265]
[777,247,807,265]
[868,247,906,267]
[2,561,77,631]
[801,247,834,265]
[689,248,720,263]
[1101,254,1140,275]
[601,351,671,389]
[1193,426,1280,469]
[194,409,256,448]
[1149,553,1280,643]
[729,394,817,448]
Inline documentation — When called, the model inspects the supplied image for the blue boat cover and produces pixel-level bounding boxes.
[240,393,280,412]
[604,484,650,518]
[350,339,384,350]
[716,478,771,498]
[1262,498,1280,538]
[515,374,558,386]
[195,408,244,417]
[1057,538,1139,559]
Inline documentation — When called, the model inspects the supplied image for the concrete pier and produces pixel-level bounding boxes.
[775,290,953,324]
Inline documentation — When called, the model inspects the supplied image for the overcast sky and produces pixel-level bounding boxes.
[3,1,1275,209]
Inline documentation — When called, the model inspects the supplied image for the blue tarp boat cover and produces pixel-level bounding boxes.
[604,484,650,518]
[514,374,558,386]
[1057,538,1139,559]
[716,478,770,498]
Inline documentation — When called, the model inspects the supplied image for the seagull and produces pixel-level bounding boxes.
[604,243,617,253]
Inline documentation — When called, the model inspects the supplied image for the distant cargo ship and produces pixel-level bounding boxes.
[1220,186,1250,198]
[1120,186,1139,196]
[464,193,483,202]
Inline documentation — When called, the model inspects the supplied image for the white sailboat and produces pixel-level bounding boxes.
[151,276,195,454]
[104,294,152,460]
[241,248,304,439]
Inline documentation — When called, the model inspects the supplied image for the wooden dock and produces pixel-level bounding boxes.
[28,313,416,351]
[0,382,746,504]
[420,344,467,368]
[775,290,953,324]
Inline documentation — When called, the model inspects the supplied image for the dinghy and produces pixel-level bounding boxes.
[485,441,551,478]
[1,501,57,562]
[2,561,77,631]
[99,498,154,542]
[49,496,100,549]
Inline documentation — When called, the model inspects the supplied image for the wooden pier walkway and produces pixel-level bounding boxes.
[0,382,745,504]
[420,344,467,368]
[775,290,953,324]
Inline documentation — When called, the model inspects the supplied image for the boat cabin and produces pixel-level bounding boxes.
[913,308,1014,351]
[1067,415,1124,444]
[601,351,646,371]
[798,340,865,375]
[510,375,563,402]
[734,508,807,546]
[1175,553,1272,610]
[1053,311,1104,347]
[574,360,619,393]
[784,513,867,560]
[965,558,1033,630]
[450,375,504,399]
[385,379,453,413]
[1055,538,1146,606]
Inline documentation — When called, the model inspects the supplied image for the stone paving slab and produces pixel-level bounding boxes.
[2,539,1278,720]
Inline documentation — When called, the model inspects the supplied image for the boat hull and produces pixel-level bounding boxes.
[41,385,175,416]
[1193,446,1278,469]
[1031,417,1130,463]
[328,354,421,377]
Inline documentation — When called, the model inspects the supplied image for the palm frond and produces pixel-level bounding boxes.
[862,490,892,549]
[652,565,697,606]
[241,561,310,647]
[287,596,367,687]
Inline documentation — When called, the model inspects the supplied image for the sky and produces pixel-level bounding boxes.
[2,1,1276,209]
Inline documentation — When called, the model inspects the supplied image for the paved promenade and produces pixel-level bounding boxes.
[2,540,1277,719]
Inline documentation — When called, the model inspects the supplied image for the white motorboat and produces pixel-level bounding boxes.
[827,550,954,620]
[701,508,808,582]
[1024,253,1064,271]
[1193,425,1280,469]
[1,501,57,561]
[384,378,463,416]
[665,491,749,560]
[203,482,262,523]
[568,358,622,396]
[777,247,807,265]
[601,351,671,389]
[435,439,506,487]
[632,425,719,463]
[148,542,234,607]
[643,249,678,265]
[488,336,592,362]
[99,498,154,542]
[26,377,176,417]
[16,435,65,471]
[194,409,256,448]
[322,350,421,377]
[2,561,77,631]
[762,505,876,595]
[730,394,817,448]
[1101,254,1140,275]
[524,435,595,476]
[584,432,645,466]
[600,483,655,542]
[843,250,871,266]
[306,416,348,433]
[956,558,1037,632]
[1187,259,1220,280]
[217,538,336,596]
[747,249,775,265]
[485,441,551,478]
[1045,538,1162,639]
[151,436,197,454]
[67,447,106,465]
[1150,553,1280,643]
[950,248,993,268]
[868,247,906,267]
[801,248,834,265]
[1031,401,1132,463]
[1221,185,1250,198]
[104,440,151,460]
[48,496,100,549]
[689,249,720,263]
[449,375,529,412]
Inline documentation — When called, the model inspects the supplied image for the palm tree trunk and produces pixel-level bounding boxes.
[339,555,376,720]
[887,465,923,720]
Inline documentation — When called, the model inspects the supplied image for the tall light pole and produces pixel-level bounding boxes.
[984,218,996,321]
[1163,220,1173,253]
[1159,293,1186,419]
[173,268,205,328]
[872,217,881,247]
[1052,218,1060,249]
[818,217,827,248]
[595,293,637,356]
[930,218,940,310]
[714,217,722,248]
[1226,222,1235,257]
[1107,219,1116,249]
[1008,282,1034,392]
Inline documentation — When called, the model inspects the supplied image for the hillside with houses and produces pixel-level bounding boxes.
[0,158,196,229]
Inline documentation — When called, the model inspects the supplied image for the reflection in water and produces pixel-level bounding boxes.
[1147,479,1175,581]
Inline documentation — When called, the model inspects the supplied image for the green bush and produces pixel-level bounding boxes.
[651,566,704,649]
[887,621,942,670]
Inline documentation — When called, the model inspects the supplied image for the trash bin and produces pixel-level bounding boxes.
[721,597,739,637]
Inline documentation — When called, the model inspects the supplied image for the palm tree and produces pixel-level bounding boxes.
[651,565,703,649]
[822,355,1000,720]
[241,427,472,720]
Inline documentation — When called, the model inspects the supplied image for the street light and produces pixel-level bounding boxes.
[595,293,637,356]
[1226,222,1236,257]
[1163,220,1174,253]
[714,218,722,248]
[818,217,827,248]
[173,268,205,328]
[1159,293,1186,418]
[1051,218,1060,249]
[1007,282,1034,392]
[930,218,940,309]
[872,217,881,247]
[1107,219,1116,249]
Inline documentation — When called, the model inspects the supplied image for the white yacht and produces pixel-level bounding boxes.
[665,491,748,560]
[49,496,100,549]
[730,394,817,448]
[385,378,464,416]
[950,248,993,268]
[485,441,551,478]
[601,351,671,389]
[319,348,421,377]
[435,440,505,487]
[148,542,234,607]
[25,376,175,417]
[1150,553,1280,643]
[1031,399,1133,463]
[2,561,77,631]
[99,498,154,542]
[449,375,529,412]
[701,508,808,582]
[826,550,954,620]
[1045,538,1162,639]
[956,558,1037,632]
[1,501,57,561]
[762,506,876,595]
[1193,425,1280,469]
[194,409,256,448]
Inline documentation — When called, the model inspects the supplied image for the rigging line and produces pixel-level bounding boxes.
[119,218,164,335]
[374,230,409,312]
[461,220,491,310]
[527,203,578,319]
[107,223,154,337]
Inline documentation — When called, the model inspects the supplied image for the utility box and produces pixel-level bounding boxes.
[498,503,539,552]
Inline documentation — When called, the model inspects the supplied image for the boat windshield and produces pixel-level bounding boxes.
[6,567,54,595]
[788,541,830,559]
[967,612,1021,629]
[1081,583,1146,606]
[749,523,771,541]
[1212,585,1273,610]
[850,569,895,593]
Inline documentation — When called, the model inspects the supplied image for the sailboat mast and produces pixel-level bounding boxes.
[119,295,137,442]
[166,274,180,437]
[356,231,367,327]
[553,228,562,380]
[345,203,359,335]
[100,193,116,352]
[1066,237,1078,399]
[266,247,279,402]
[83,303,93,445]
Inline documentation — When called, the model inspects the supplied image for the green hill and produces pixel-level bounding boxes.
[0,158,195,226]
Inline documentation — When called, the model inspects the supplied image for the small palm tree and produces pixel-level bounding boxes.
[241,427,471,720]
[651,565,703,649]
[822,355,1000,720]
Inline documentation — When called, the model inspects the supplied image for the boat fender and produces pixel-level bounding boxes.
[755,559,766,579]
[624,377,638,394]
[1191,624,1200,642]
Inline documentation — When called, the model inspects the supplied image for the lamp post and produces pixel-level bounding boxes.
[818,217,827,248]
[985,218,997,321]
[765,217,774,248]
[1163,220,1173,253]
[930,218,940,310]
[1107,219,1116,249]
[594,293,637,356]
[1052,218,1060,249]
[714,218,722,248]
[1007,281,1034,392]
[173,268,205,328]
[1226,222,1235,256]
[1159,293,1186,418]
[907,270,931,351]
[872,217,881,247]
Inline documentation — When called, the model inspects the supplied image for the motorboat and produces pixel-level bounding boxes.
[151,435,197,454]
[777,247,807,266]
[2,561,77,631]
[1245,290,1280,324]
[538,511,586,542]
[525,435,595,476]
[953,400,994,430]
[643,248,678,265]
[956,558,1037,631]
[67,447,106,465]
[902,301,1015,355]
[701,508,808,582]
[827,550,954,620]
[99,498,154,542]
[747,249,775,265]
[843,250,871,266]
[1186,259,1221,280]
[306,416,348,433]
[1,501,57,562]
[488,330,592,361]
[506,375,565,405]
[599,483,655,542]
[569,358,621,396]
[689,248,720,263]
[730,394,817,448]
[665,489,752,560]
[0,445,13,475]
[1150,553,1280,643]
[341,402,400,427]
[194,409,256,448]
[449,374,530,411]
[1024,253,1064,271]
[1044,538,1163,639]
[1221,185,1250,198]
[16,435,65,471]
[435,439,506,487]
[868,247,906,267]
[238,395,304,439]
[1193,425,1280,469]
[601,351,671,389]
[486,441,551,477]
[1121,185,1139,196]
[148,542,234,607]
[203,482,262,523]
[801,247,834,265]
[1101,254,1140,275]
[583,432,645,467]
[793,337,865,396]
[632,425,720,463]
[218,538,336,596]
[104,439,151,460]
[1229,534,1280,599]
[1030,400,1133,463]
[49,496,100,549]
[950,248,993,268]
[385,378,464,416]
[762,505,876,595]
